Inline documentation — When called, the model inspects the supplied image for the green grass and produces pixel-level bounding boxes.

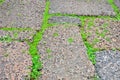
[0,0,5,5]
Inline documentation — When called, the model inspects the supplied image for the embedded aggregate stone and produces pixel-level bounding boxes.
[38,24,95,80]
[49,16,81,24]
[0,41,32,80]
[114,0,120,9]
[0,30,36,41]
[84,18,120,50]
[49,0,115,16]
[0,0,45,29]
[95,50,120,80]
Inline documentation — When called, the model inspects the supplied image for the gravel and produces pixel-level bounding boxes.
[0,0,45,30]
[0,41,32,80]
[95,50,120,80]
[38,24,95,80]
[49,0,115,16]
[49,16,81,25]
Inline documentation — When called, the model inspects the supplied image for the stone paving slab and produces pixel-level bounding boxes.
[49,16,81,24]
[0,0,45,30]
[115,0,120,9]
[83,18,120,50]
[0,41,32,80]
[95,50,120,80]
[49,0,115,16]
[0,30,36,42]
[38,24,95,80]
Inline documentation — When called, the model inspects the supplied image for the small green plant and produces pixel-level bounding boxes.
[93,38,100,44]
[53,32,59,37]
[4,53,9,57]
[99,32,106,38]
[0,36,12,42]
[46,48,52,53]
[102,23,108,28]
[112,48,116,51]
[105,37,111,41]
[46,48,52,58]
[67,37,74,44]
[0,0,5,5]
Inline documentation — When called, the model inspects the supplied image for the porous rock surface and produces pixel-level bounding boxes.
[114,0,120,9]
[38,24,95,80]
[49,16,81,24]
[95,50,120,80]
[49,0,115,16]
[0,30,36,41]
[0,0,45,29]
[0,41,32,80]
[84,18,120,50]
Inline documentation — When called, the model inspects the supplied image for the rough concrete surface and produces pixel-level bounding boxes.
[83,18,120,50]
[0,41,32,80]
[114,0,120,9]
[0,30,36,41]
[49,16,81,24]
[38,24,95,80]
[0,0,45,29]
[95,50,120,80]
[49,0,115,16]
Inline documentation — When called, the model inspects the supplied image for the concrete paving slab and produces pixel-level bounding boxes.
[115,0,120,9]
[49,16,80,24]
[38,24,95,80]
[83,18,120,50]
[95,50,120,80]
[49,0,115,16]
[0,0,45,30]
[0,41,32,80]
[0,30,36,42]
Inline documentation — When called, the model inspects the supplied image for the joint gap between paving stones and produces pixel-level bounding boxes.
[108,0,120,21]
[27,0,50,79]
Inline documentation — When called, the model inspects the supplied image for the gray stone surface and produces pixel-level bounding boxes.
[0,30,36,41]
[0,0,45,29]
[95,50,120,80]
[38,24,95,80]
[115,0,120,9]
[0,41,32,80]
[49,16,81,24]
[49,0,115,16]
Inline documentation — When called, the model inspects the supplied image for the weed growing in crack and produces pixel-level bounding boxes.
[108,0,120,20]
[28,0,50,79]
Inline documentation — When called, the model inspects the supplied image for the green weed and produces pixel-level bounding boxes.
[28,1,50,79]
[67,37,74,44]
[0,0,5,5]
[0,36,12,42]
[53,32,59,37]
